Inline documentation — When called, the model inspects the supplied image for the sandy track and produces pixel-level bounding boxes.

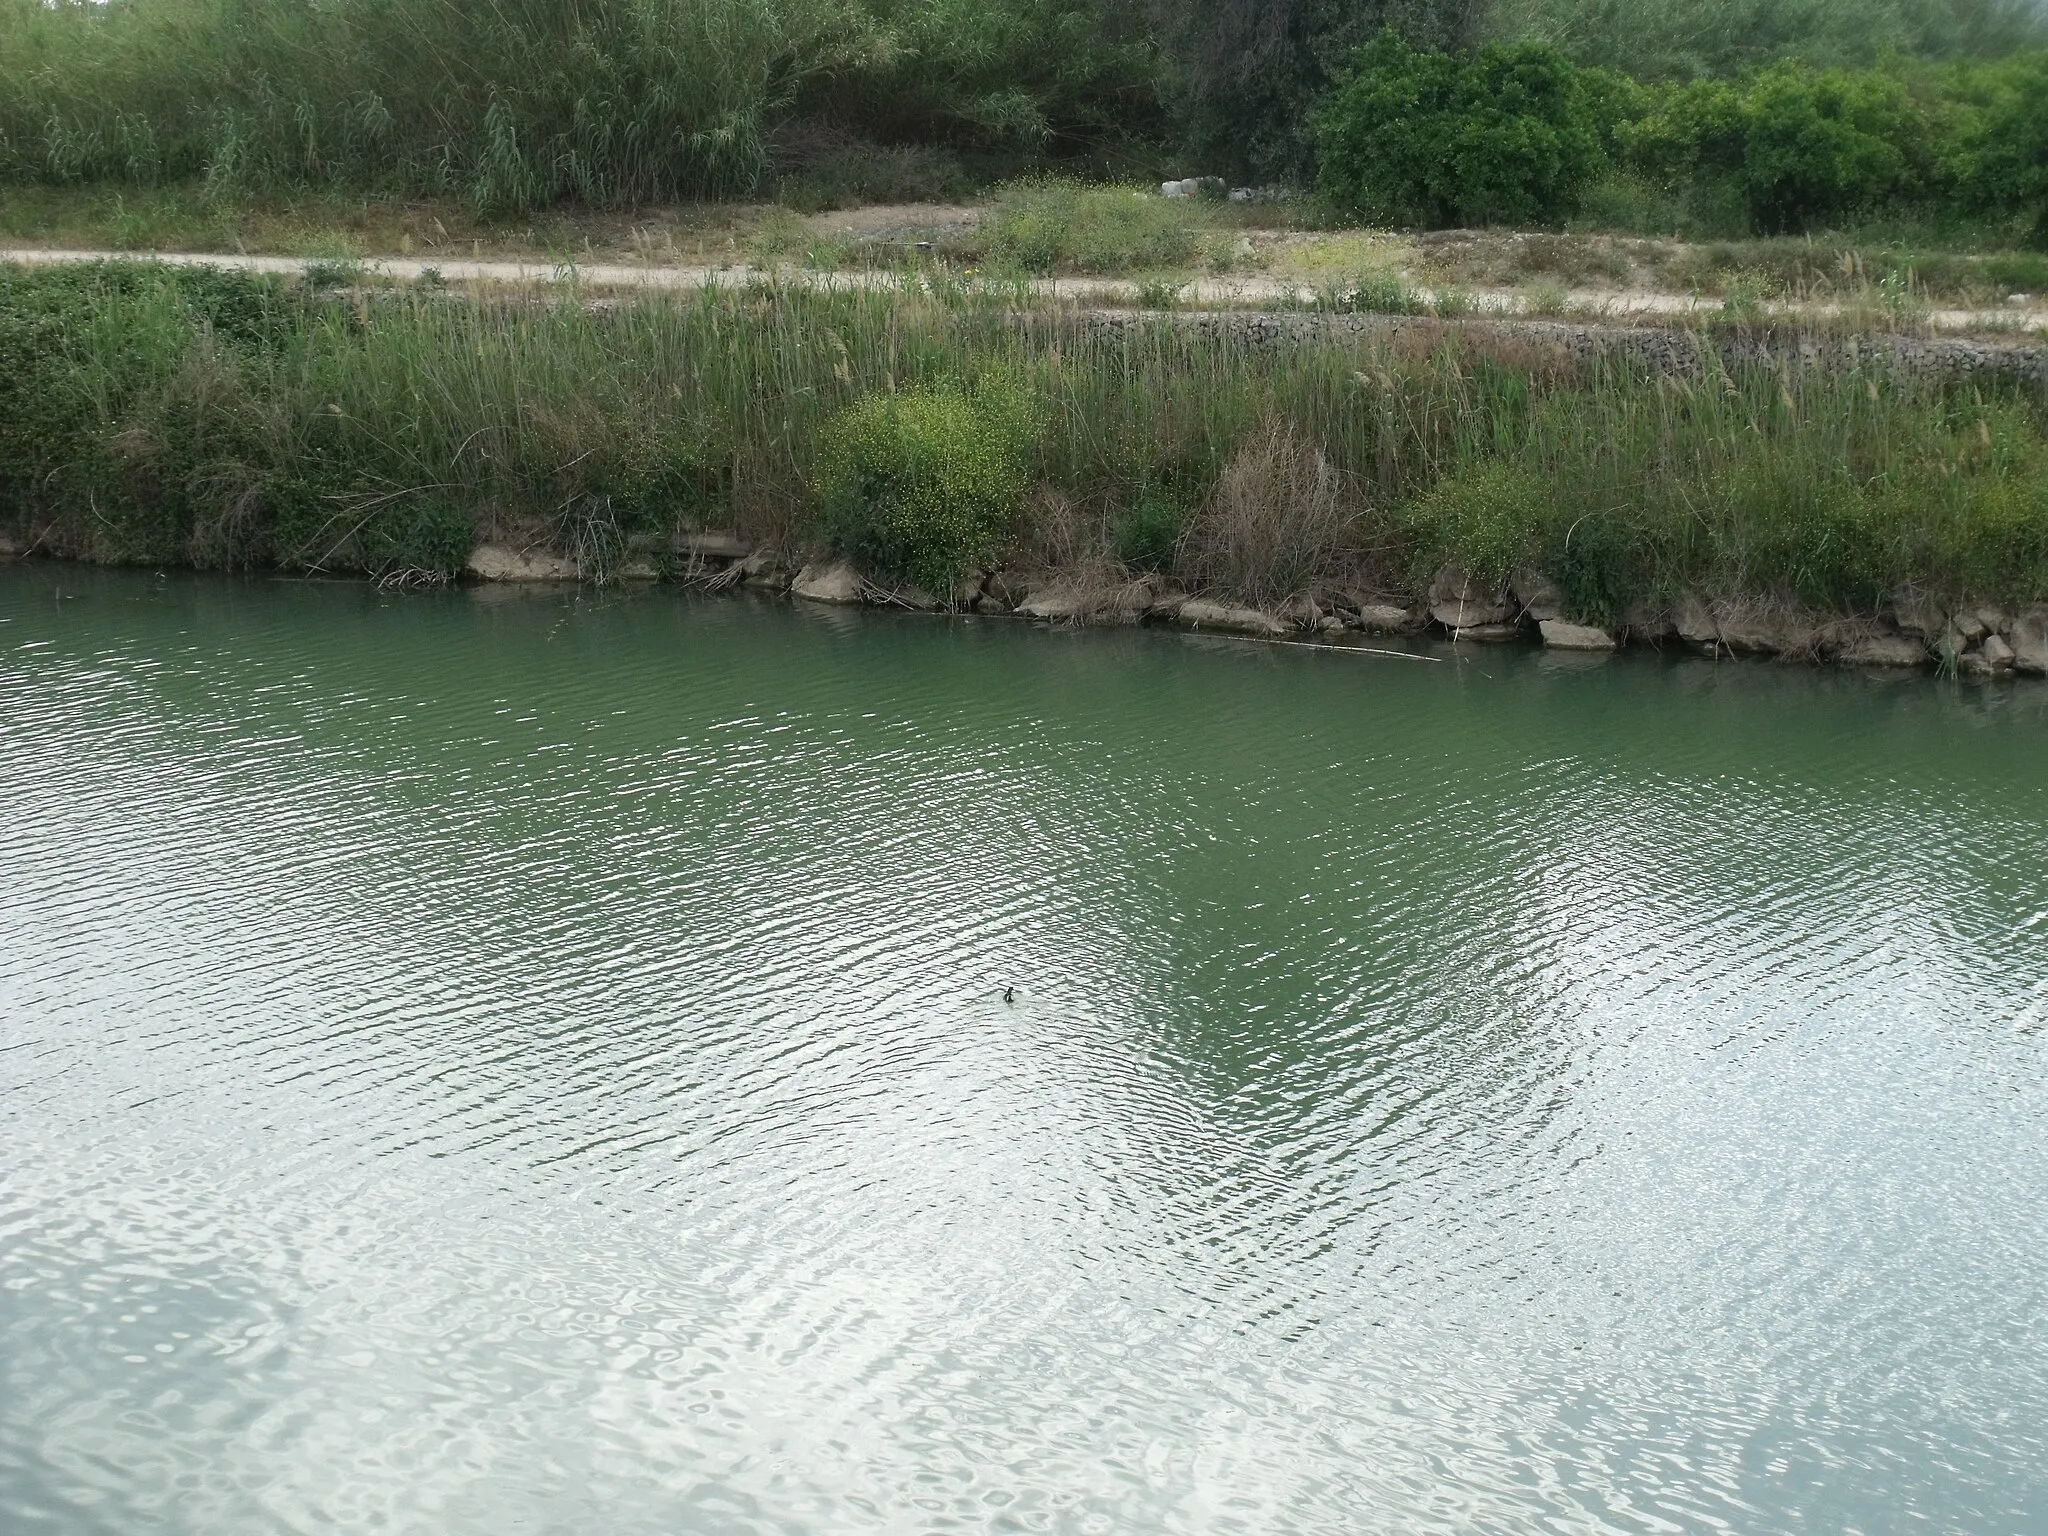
[6,246,2045,333]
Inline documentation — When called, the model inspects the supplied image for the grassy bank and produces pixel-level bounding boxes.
[4,261,2046,626]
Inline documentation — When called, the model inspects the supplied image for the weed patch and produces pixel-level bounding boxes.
[979,181,1209,276]
[816,382,1032,592]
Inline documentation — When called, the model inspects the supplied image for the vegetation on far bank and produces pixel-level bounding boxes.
[1316,32,2048,246]
[5,261,2045,625]
[9,0,2048,249]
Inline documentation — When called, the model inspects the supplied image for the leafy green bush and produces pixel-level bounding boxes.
[1399,464,1552,580]
[1113,484,1189,570]
[1616,63,1927,233]
[1740,66,1922,232]
[1952,55,2048,238]
[1153,0,1481,183]
[815,383,1033,591]
[1318,33,1603,228]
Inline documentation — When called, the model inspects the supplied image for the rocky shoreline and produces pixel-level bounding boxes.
[7,524,2041,677]
[451,534,2048,680]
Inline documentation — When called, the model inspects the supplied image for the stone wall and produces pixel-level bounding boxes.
[1060,310,2048,386]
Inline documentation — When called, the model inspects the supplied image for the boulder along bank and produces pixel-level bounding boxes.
[446,535,2048,680]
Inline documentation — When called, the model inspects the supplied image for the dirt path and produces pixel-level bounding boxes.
[7,246,2044,334]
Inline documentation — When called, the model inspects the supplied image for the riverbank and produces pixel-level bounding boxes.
[5,259,2045,680]
[460,537,2048,676]
[6,528,2043,676]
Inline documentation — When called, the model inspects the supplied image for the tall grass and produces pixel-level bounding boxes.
[0,0,818,207]
[0,0,1162,211]
[4,261,2045,613]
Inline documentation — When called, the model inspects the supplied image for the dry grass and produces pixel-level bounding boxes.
[1014,483,1105,570]
[1177,421,1360,605]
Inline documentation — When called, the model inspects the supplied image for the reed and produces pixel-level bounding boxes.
[3,261,2044,616]
[0,0,1155,212]
[0,0,863,209]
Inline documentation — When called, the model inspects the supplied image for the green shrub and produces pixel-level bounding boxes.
[1616,79,1748,190]
[1113,484,1189,570]
[1953,55,2048,238]
[1617,63,1929,233]
[1153,0,1481,183]
[815,382,1032,591]
[1400,463,1552,580]
[1317,32,1603,227]
[1482,0,2043,83]
[1738,64,1925,232]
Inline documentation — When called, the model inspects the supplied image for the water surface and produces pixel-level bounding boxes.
[3,568,2046,1534]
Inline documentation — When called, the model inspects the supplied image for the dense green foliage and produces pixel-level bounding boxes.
[1151,0,2045,182]
[1319,32,1604,225]
[817,383,1031,590]
[1149,0,1485,182]
[1616,64,1930,233]
[803,0,1160,156]
[1488,0,2043,81]
[1,0,802,206]
[0,0,1155,210]
[1315,38,2048,238]
[7,0,2044,211]
[5,261,2046,614]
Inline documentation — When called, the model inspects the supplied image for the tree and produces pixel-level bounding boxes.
[1317,31,1602,226]
[1149,0,1487,182]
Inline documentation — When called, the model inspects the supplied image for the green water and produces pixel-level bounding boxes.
[3,567,2046,1535]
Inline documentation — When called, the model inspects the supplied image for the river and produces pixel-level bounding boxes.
[3,567,2046,1535]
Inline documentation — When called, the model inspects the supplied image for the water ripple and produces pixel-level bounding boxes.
[3,568,2047,1534]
